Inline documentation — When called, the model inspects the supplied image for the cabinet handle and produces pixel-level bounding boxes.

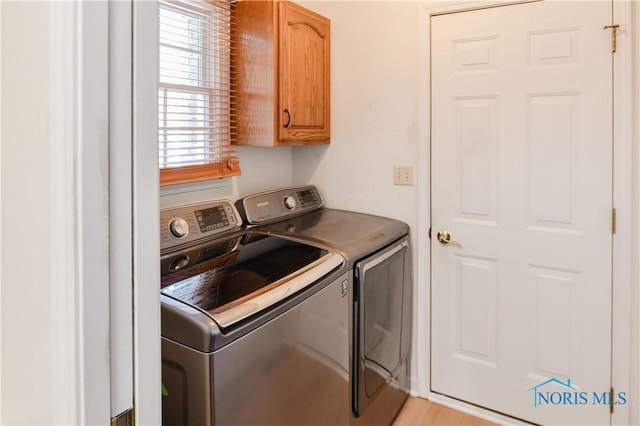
[283,109,291,128]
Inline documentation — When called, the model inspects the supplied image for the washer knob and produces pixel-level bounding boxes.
[169,218,189,238]
[169,255,190,271]
[284,195,297,210]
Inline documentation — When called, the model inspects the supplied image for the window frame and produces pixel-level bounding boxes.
[158,0,239,186]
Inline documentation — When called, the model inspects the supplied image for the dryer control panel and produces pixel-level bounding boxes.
[236,185,324,225]
[160,200,241,252]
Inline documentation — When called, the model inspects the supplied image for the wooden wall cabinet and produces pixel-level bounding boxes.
[235,0,330,146]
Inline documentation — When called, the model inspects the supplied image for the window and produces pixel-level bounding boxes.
[159,0,239,186]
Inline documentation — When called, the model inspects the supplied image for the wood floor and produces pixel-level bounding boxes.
[393,397,497,426]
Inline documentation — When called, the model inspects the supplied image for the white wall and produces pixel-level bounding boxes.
[1,2,112,424]
[1,2,53,423]
[292,0,422,392]
[292,1,420,229]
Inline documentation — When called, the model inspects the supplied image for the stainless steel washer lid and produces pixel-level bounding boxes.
[161,232,344,329]
[255,208,409,265]
[236,185,409,263]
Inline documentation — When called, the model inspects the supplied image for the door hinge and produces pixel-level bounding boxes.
[610,386,615,414]
[603,24,620,53]
[612,208,617,234]
[428,227,432,239]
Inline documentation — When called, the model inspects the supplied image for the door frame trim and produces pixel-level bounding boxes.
[416,1,637,424]
[46,1,111,423]
[132,1,162,424]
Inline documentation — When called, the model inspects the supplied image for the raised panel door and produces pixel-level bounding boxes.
[431,2,613,424]
[278,1,330,143]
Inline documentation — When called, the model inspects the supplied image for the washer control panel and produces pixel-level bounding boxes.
[236,185,324,225]
[160,200,241,251]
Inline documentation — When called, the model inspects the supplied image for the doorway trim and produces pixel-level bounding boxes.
[416,1,637,424]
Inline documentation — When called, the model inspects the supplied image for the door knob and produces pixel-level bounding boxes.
[437,230,462,248]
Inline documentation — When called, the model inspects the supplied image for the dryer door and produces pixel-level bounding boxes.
[353,237,410,419]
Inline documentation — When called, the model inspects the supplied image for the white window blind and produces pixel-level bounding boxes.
[158,0,239,186]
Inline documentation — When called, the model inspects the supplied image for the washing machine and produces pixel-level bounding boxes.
[160,199,351,425]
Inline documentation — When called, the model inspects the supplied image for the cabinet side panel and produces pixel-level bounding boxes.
[235,1,276,147]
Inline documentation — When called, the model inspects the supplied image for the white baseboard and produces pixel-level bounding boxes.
[425,393,532,426]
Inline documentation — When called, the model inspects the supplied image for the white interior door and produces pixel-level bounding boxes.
[431,2,613,424]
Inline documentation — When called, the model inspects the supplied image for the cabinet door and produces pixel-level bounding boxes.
[278,1,330,144]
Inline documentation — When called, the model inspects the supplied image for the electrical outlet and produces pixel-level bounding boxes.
[393,165,414,186]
